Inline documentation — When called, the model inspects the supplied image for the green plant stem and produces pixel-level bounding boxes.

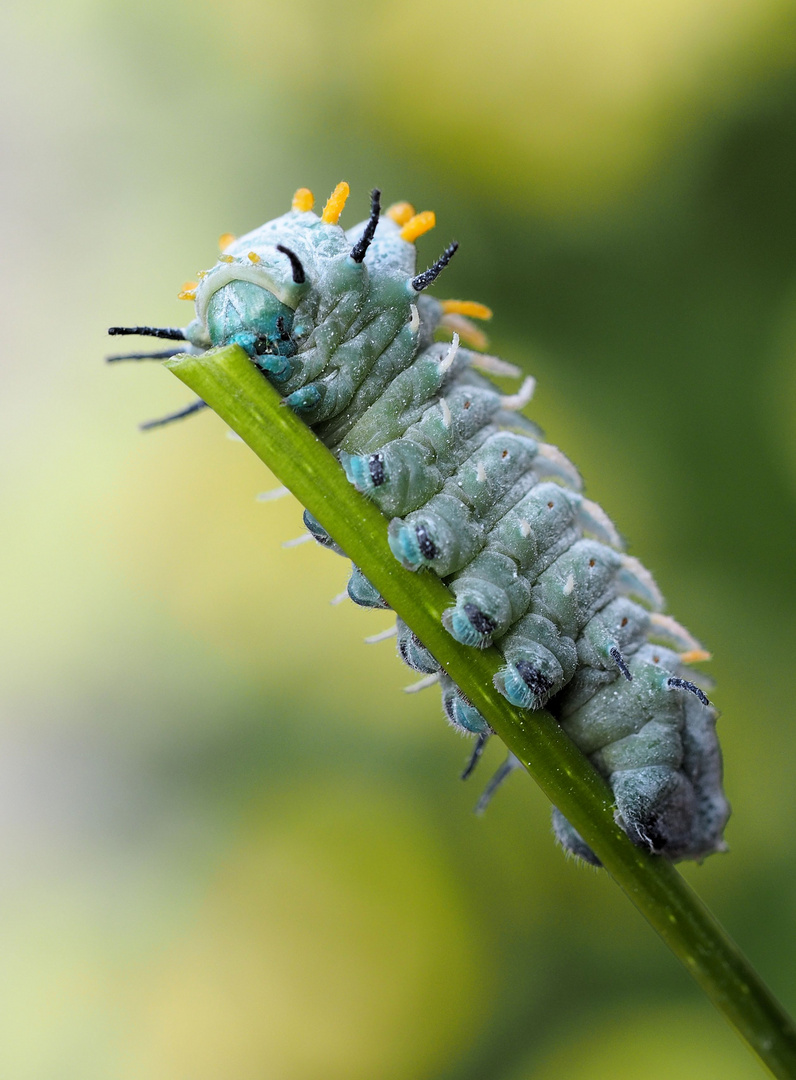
[168,343,796,1079]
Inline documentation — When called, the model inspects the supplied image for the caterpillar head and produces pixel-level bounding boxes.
[181,184,458,398]
[182,194,330,377]
[190,251,303,375]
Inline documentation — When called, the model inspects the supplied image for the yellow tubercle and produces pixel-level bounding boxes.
[247,251,261,263]
[440,299,493,321]
[400,211,436,243]
[679,649,713,665]
[219,254,235,264]
[218,232,236,251]
[196,270,208,280]
[292,187,314,212]
[321,181,350,225]
[178,280,198,301]
[386,201,415,226]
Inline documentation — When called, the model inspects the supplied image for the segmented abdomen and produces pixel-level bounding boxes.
[302,321,727,864]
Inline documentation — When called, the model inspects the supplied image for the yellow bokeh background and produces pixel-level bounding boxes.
[2,1,796,1077]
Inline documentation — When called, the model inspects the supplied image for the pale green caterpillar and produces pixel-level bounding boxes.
[108,182,730,865]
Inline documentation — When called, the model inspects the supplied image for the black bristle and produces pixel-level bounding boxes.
[350,188,382,264]
[108,326,186,340]
[410,242,459,292]
[610,647,633,682]
[276,244,306,285]
[106,348,184,363]
[139,399,208,431]
[668,677,711,708]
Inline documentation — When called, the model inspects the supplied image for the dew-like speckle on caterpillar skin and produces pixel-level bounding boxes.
[109,182,730,865]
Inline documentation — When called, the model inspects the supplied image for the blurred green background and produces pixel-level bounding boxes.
[3,0,796,1076]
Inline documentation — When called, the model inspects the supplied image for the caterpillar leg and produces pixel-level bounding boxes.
[302,509,346,556]
[554,738,703,862]
[474,752,523,815]
[461,731,490,780]
[439,675,490,735]
[551,807,601,866]
[347,565,390,608]
[495,652,564,710]
[395,617,440,673]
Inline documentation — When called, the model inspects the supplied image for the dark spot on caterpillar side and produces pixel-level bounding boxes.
[368,452,385,487]
[415,524,438,560]
[463,400,471,410]
[463,603,497,635]
[515,661,554,701]
[653,655,660,664]
[501,449,508,459]
[547,501,554,508]
[589,558,595,567]
[621,617,628,627]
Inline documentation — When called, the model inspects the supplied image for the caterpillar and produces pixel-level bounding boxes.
[108,182,730,865]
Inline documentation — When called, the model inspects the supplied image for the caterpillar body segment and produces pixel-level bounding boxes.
[388,432,544,575]
[339,382,543,516]
[559,644,688,756]
[340,385,506,514]
[553,645,727,862]
[117,182,729,864]
[444,549,535,648]
[575,596,651,670]
[442,484,618,648]
[325,339,470,453]
[494,614,580,710]
[490,539,665,709]
[679,693,729,856]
